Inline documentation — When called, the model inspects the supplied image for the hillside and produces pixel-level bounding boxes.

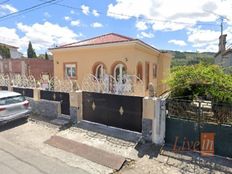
[166,50,215,67]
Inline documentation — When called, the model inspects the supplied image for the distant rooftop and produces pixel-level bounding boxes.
[0,43,18,49]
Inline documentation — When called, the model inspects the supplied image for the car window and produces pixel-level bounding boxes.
[0,95,26,105]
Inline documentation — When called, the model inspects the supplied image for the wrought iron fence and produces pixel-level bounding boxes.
[0,74,10,87]
[0,74,80,93]
[0,73,144,96]
[81,74,144,96]
[39,76,80,92]
[166,99,232,125]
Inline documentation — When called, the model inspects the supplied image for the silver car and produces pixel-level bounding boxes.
[0,91,31,125]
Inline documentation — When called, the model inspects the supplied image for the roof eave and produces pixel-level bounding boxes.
[49,40,161,55]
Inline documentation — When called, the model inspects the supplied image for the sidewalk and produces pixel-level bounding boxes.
[51,121,232,174]
[1,118,231,174]
[118,143,232,174]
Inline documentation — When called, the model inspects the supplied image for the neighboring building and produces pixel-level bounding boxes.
[0,59,53,80]
[215,34,232,67]
[50,33,171,96]
[0,43,23,59]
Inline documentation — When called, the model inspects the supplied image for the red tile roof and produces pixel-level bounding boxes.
[51,33,160,53]
[59,33,135,48]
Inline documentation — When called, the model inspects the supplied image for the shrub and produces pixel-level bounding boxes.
[167,63,232,103]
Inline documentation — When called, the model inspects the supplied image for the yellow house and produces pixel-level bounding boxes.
[50,33,171,96]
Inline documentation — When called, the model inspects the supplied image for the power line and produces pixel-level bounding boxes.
[42,0,220,27]
[0,0,10,5]
[0,0,60,21]
[0,0,223,28]
[203,10,232,35]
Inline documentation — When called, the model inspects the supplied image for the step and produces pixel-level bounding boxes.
[50,114,71,127]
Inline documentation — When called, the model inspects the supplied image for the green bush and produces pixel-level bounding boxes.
[167,63,232,103]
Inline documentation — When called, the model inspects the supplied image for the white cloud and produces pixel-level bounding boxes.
[16,22,79,52]
[137,31,154,38]
[107,0,232,31]
[135,21,148,31]
[70,20,81,26]
[168,39,187,46]
[91,22,103,28]
[0,27,21,47]
[81,5,90,15]
[187,27,220,51]
[70,10,75,14]
[0,4,18,13]
[92,9,100,17]
[64,16,71,21]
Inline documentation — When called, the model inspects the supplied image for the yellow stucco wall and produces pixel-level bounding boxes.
[51,42,171,96]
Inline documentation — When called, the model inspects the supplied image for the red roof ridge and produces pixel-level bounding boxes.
[59,33,135,48]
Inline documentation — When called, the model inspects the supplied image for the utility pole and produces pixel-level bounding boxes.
[220,17,224,36]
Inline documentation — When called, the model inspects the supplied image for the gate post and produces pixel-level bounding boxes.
[143,96,155,142]
[69,90,82,123]
[33,88,40,101]
[152,98,166,145]
[143,96,166,145]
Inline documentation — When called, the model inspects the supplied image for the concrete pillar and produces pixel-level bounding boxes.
[69,90,82,123]
[152,98,166,145]
[8,83,13,91]
[143,96,166,145]
[33,88,40,101]
[142,97,155,142]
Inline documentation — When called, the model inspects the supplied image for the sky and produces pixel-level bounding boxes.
[0,0,232,55]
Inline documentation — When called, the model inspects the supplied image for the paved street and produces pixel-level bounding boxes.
[0,118,232,174]
[0,119,89,174]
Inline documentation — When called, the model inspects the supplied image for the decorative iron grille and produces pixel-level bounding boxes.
[82,73,144,96]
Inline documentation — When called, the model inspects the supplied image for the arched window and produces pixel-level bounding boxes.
[95,64,105,80]
[137,62,143,80]
[113,63,126,83]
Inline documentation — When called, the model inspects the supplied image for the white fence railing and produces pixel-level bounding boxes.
[0,73,144,96]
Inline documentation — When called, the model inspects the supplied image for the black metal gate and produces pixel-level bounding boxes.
[13,87,34,98]
[82,91,143,132]
[165,99,232,158]
[40,90,70,115]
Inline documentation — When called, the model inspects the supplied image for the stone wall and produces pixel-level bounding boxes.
[27,97,61,119]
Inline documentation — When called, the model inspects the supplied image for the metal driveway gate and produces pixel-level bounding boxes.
[165,99,232,158]
[82,91,143,132]
[40,90,70,115]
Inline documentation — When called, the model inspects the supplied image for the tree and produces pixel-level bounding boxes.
[174,51,186,59]
[0,45,10,58]
[27,41,37,58]
[45,52,49,60]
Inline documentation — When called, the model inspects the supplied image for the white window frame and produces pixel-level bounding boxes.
[64,63,77,79]
[114,63,126,82]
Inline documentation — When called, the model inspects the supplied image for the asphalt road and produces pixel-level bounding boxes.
[0,119,89,174]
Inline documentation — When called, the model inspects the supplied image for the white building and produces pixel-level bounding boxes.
[0,43,23,59]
